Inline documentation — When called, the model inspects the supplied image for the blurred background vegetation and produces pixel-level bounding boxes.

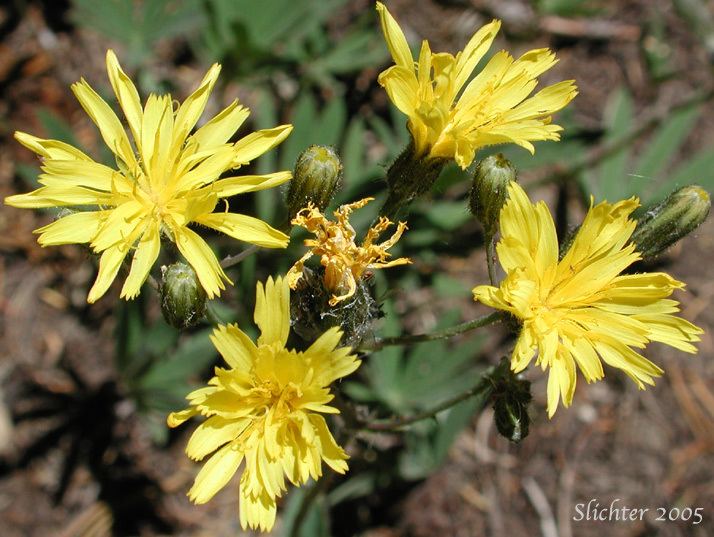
[0,1,713,536]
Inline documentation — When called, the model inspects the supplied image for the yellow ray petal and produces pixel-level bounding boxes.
[194,212,289,248]
[210,324,258,370]
[377,65,419,117]
[120,222,161,299]
[87,245,129,303]
[14,131,92,161]
[309,414,348,473]
[174,145,236,192]
[71,79,137,170]
[191,100,250,151]
[174,227,229,299]
[211,171,292,198]
[5,186,114,208]
[186,416,249,461]
[140,94,175,184]
[376,2,413,70]
[172,63,222,149]
[232,125,293,167]
[254,276,290,347]
[188,442,243,504]
[35,210,108,246]
[453,19,501,93]
[40,159,120,191]
[91,201,145,251]
[106,49,143,142]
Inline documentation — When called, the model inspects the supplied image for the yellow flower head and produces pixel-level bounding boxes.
[376,2,577,169]
[168,276,360,532]
[287,198,411,306]
[5,50,293,303]
[473,182,703,417]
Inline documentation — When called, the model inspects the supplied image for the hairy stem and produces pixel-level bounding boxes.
[219,244,259,269]
[486,234,497,286]
[359,312,502,352]
[359,369,495,432]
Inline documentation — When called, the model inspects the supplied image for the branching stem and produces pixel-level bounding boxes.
[359,312,502,352]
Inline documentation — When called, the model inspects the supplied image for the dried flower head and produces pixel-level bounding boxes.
[287,198,411,305]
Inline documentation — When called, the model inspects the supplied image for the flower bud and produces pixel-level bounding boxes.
[160,262,206,329]
[287,145,343,220]
[631,185,710,260]
[489,357,532,443]
[381,141,447,220]
[469,154,517,235]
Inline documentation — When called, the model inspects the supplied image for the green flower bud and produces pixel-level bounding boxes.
[489,357,532,443]
[381,141,447,220]
[287,145,343,220]
[160,262,206,329]
[631,185,710,260]
[469,154,517,235]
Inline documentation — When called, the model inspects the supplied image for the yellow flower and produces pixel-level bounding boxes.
[168,276,360,532]
[473,182,703,417]
[5,50,293,303]
[287,198,411,306]
[376,2,577,169]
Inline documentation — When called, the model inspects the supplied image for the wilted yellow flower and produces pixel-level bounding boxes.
[5,50,292,303]
[168,276,360,532]
[287,198,411,306]
[376,2,577,169]
[473,182,703,417]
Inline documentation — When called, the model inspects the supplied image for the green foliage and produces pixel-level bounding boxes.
[345,297,488,480]
[282,486,332,537]
[198,0,386,89]
[114,299,219,443]
[582,87,714,204]
[70,0,206,67]
[534,0,601,17]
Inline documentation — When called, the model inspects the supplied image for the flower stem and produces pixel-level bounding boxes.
[219,244,259,269]
[359,369,495,432]
[359,312,502,352]
[486,234,497,285]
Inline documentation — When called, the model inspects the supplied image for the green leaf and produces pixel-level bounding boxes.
[635,105,699,182]
[422,201,472,231]
[281,486,332,537]
[595,88,634,200]
[319,98,348,146]
[37,108,80,147]
[114,299,149,378]
[315,29,389,75]
[139,329,217,389]
[280,92,319,171]
[342,117,366,189]
[657,146,714,199]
